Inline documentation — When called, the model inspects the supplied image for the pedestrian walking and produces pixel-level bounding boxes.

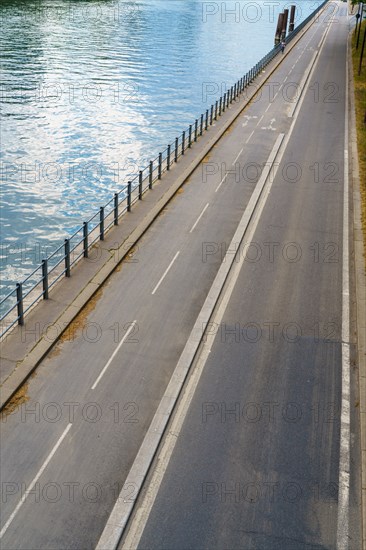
[281,40,286,53]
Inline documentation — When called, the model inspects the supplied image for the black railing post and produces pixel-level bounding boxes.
[83,222,88,258]
[114,193,119,225]
[219,97,222,115]
[16,283,24,326]
[100,206,105,241]
[175,138,179,162]
[227,91,229,108]
[223,93,226,112]
[139,170,143,198]
[65,238,71,277]
[200,114,203,135]
[167,144,171,169]
[188,125,192,148]
[214,100,218,120]
[158,153,162,179]
[194,119,198,141]
[149,161,153,189]
[42,259,49,299]
[210,105,213,125]
[127,181,132,211]
[182,131,185,155]
[205,109,209,130]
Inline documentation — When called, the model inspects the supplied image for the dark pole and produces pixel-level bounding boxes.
[357,4,364,49]
[358,25,366,75]
[282,9,289,40]
[355,3,361,38]
[275,13,283,45]
[289,5,296,32]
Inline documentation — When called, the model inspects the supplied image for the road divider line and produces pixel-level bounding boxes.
[91,321,138,390]
[95,133,285,550]
[189,203,209,234]
[245,130,254,144]
[336,29,350,550]
[215,173,227,193]
[151,251,180,295]
[233,147,244,165]
[0,423,72,540]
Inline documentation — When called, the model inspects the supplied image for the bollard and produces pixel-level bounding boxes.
[42,259,49,299]
[100,206,105,241]
[114,193,119,225]
[83,221,88,258]
[127,181,132,211]
[65,238,71,277]
[139,170,143,198]
[16,283,24,326]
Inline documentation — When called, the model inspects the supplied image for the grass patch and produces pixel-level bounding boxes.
[351,20,366,262]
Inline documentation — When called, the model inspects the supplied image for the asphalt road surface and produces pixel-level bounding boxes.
[0,2,361,549]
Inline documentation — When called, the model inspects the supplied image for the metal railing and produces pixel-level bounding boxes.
[0,0,328,338]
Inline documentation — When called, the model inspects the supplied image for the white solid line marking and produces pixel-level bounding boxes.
[265,103,271,113]
[189,203,209,233]
[91,321,137,390]
[233,147,244,164]
[256,114,264,126]
[0,423,72,539]
[151,251,180,295]
[215,173,227,193]
[337,23,350,550]
[245,130,254,144]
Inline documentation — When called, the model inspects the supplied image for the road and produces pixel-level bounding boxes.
[0,2,361,549]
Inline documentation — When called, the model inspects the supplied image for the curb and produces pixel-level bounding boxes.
[348,28,366,550]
